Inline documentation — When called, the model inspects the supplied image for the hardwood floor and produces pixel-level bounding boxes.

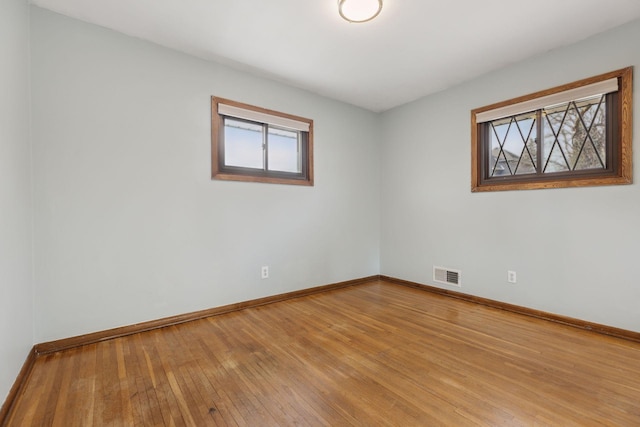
[6,280,640,426]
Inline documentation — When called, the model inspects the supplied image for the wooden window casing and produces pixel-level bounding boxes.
[471,67,633,192]
[212,97,314,186]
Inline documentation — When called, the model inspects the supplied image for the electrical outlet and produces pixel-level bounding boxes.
[507,270,517,283]
[261,266,269,279]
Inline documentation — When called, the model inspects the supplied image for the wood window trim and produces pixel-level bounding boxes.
[211,97,314,186]
[471,67,633,192]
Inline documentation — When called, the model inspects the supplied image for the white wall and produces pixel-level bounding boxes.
[0,0,34,405]
[27,6,640,346]
[30,7,381,342]
[380,20,640,332]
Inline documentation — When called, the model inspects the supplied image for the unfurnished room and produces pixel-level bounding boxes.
[1,0,640,425]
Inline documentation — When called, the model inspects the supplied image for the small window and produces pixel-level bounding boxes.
[212,97,313,185]
[471,67,632,192]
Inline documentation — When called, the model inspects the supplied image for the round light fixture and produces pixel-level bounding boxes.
[338,0,383,23]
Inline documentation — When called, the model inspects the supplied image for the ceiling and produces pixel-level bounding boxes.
[30,0,640,112]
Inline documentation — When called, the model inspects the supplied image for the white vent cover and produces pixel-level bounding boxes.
[433,266,461,287]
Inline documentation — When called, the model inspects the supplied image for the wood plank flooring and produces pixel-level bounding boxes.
[6,280,640,426]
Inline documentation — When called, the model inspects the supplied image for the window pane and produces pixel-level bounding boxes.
[267,127,301,173]
[543,95,606,173]
[489,114,537,177]
[489,120,509,176]
[574,97,607,170]
[224,118,263,169]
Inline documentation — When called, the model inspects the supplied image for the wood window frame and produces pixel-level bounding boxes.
[471,67,633,192]
[211,97,314,186]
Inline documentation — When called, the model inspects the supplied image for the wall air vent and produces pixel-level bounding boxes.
[433,266,461,287]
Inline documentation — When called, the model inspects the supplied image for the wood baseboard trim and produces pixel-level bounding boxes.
[34,274,640,355]
[0,347,37,427]
[381,275,640,343]
[6,274,638,423]
[34,275,378,355]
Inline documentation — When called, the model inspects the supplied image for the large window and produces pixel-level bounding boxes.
[212,97,313,186]
[471,67,632,192]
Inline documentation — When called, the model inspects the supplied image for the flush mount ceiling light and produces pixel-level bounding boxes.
[338,0,383,23]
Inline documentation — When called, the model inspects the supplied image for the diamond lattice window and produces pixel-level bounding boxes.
[472,67,632,192]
